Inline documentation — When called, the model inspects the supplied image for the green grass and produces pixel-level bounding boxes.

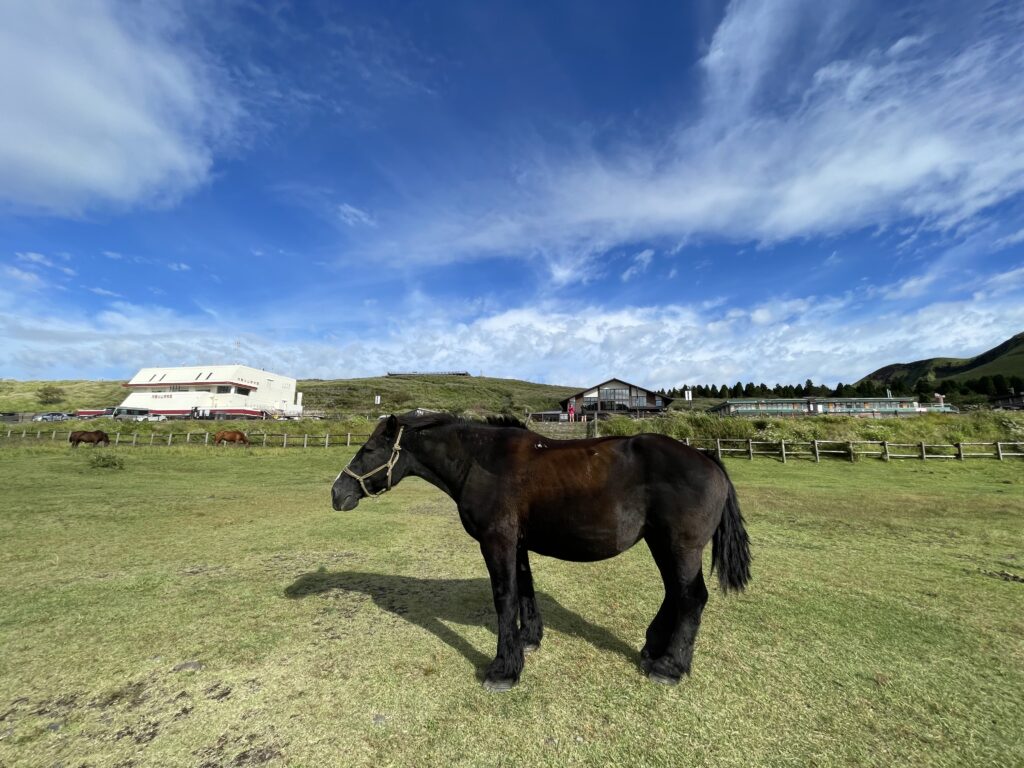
[0,445,1021,767]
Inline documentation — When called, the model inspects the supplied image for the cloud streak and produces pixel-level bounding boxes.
[340,1,1024,284]
[0,1,240,215]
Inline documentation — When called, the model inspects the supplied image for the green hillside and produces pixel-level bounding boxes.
[861,332,1024,387]
[299,374,579,416]
[0,374,580,417]
[0,379,126,413]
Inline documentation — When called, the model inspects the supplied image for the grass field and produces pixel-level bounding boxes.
[0,444,1021,767]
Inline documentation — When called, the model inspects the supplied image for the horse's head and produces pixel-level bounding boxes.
[332,414,408,511]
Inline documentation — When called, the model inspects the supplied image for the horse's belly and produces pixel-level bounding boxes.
[524,503,643,562]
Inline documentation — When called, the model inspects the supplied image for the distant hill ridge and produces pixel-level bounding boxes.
[861,332,1024,387]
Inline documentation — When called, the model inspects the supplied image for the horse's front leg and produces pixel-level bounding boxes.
[480,534,523,692]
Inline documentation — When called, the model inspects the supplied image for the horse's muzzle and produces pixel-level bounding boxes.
[331,483,359,512]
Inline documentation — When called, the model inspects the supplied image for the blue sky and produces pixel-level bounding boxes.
[2,0,1024,388]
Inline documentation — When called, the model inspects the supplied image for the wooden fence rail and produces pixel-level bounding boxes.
[2,429,1023,462]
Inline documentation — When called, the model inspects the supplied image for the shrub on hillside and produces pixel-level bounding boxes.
[89,453,124,470]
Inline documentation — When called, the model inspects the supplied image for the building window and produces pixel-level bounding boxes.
[236,387,250,396]
[170,385,186,392]
[217,385,231,394]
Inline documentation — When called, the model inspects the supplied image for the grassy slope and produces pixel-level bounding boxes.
[298,374,580,416]
[862,332,1024,386]
[0,444,1021,767]
[0,379,126,413]
[0,375,580,417]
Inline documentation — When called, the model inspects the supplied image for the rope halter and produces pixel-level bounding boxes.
[341,426,405,498]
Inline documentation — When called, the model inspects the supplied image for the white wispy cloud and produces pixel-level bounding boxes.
[621,249,654,281]
[0,1,240,215]
[3,265,45,288]
[15,251,53,267]
[339,1,1024,284]
[338,203,376,227]
[994,228,1024,250]
[168,262,191,272]
[88,287,121,297]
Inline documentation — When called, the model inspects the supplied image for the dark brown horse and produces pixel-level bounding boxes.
[331,412,751,691]
[69,430,110,447]
[214,430,249,446]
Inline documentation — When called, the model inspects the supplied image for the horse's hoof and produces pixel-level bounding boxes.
[648,671,680,686]
[483,677,516,693]
[523,643,540,655]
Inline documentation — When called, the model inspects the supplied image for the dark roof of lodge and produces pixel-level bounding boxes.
[559,378,674,407]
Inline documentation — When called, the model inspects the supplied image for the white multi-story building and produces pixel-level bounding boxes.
[116,365,303,419]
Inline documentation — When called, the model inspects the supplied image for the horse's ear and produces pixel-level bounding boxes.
[384,414,399,439]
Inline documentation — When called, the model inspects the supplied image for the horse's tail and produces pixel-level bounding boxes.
[705,451,752,594]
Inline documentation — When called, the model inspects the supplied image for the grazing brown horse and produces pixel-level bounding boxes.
[331,412,751,692]
[69,430,110,447]
[214,430,249,446]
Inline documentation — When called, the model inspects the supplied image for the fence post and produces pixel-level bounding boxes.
[52,430,56,441]
[748,439,754,460]
[283,433,288,448]
[303,434,308,448]
[326,433,330,448]
[167,433,173,446]
[882,441,890,461]
[813,439,820,463]
[132,433,137,446]
[347,433,351,446]
[37,430,41,439]
[186,432,191,444]
[716,438,722,460]
[263,433,268,447]
[150,433,155,446]
[683,437,690,447]
[848,441,855,463]
[115,433,121,446]
[780,440,787,464]
[920,442,926,460]
[22,429,26,438]
[996,442,1004,461]
[957,442,964,461]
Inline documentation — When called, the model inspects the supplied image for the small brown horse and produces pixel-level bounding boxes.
[69,430,110,447]
[214,430,249,446]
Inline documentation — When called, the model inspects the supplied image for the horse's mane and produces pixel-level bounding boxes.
[396,411,528,431]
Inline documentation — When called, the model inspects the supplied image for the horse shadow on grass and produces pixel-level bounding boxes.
[284,570,638,677]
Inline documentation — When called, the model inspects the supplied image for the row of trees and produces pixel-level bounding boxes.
[659,374,1021,403]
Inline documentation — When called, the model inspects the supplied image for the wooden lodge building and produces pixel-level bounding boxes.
[532,378,673,421]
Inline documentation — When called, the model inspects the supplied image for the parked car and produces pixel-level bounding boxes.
[32,412,69,422]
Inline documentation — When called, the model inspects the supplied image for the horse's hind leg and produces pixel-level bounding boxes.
[644,541,708,685]
[516,545,543,653]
